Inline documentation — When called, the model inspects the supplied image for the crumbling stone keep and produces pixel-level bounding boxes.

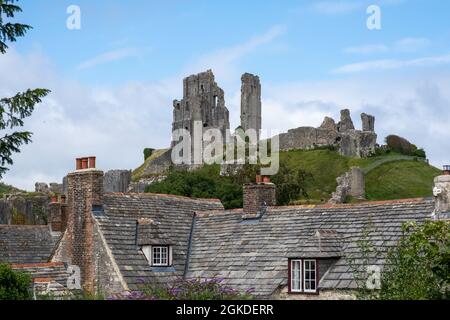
[171,69,230,149]
[240,73,262,140]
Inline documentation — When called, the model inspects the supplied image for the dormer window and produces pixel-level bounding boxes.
[288,258,318,294]
[142,245,173,267]
[136,218,174,268]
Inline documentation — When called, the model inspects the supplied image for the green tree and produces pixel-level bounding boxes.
[0,264,32,300]
[380,221,449,300]
[0,0,50,178]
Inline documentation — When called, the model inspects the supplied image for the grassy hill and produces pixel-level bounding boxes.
[141,149,441,209]
[0,182,23,195]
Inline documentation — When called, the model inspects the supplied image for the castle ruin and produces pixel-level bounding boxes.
[240,73,262,140]
[171,70,230,150]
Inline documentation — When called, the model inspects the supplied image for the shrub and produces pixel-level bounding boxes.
[380,221,449,300]
[412,148,426,159]
[108,277,253,300]
[145,165,243,209]
[143,148,155,161]
[0,264,33,300]
[385,135,426,157]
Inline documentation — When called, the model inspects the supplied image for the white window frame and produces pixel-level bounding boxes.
[142,245,172,267]
[290,259,302,293]
[303,259,317,293]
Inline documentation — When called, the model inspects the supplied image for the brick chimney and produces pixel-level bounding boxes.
[243,176,276,218]
[66,156,103,293]
[48,196,68,232]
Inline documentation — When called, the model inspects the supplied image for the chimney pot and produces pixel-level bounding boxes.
[60,195,66,204]
[88,156,96,169]
[76,158,82,170]
[51,195,58,203]
[263,176,271,183]
[81,158,89,169]
[256,175,262,184]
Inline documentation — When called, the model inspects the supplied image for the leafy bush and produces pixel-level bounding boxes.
[412,148,426,159]
[380,221,449,300]
[0,264,32,300]
[143,148,155,161]
[271,162,311,206]
[108,277,253,300]
[146,165,244,209]
[385,135,427,157]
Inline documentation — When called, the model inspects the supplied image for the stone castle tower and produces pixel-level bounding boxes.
[240,73,261,140]
[171,70,230,148]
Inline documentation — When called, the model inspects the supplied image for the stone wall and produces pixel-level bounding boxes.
[103,170,131,193]
[275,288,357,300]
[329,167,365,204]
[243,182,276,216]
[171,69,230,150]
[277,109,377,158]
[0,195,49,225]
[241,73,261,140]
[93,220,127,295]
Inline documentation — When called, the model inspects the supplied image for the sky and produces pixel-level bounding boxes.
[1,0,450,190]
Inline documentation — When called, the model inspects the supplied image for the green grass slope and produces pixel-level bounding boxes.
[143,149,441,208]
[365,161,441,201]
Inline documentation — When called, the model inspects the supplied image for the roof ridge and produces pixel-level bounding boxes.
[270,197,430,210]
[105,192,222,203]
[0,225,50,229]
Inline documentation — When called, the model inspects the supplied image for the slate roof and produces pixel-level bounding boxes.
[94,193,224,290]
[0,225,61,264]
[187,198,434,296]
[11,262,72,297]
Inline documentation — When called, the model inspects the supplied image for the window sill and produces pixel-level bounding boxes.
[151,266,176,272]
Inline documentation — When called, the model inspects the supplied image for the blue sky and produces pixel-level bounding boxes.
[1,0,450,190]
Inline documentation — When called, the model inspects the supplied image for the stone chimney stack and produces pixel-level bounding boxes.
[243,175,276,218]
[66,156,103,293]
[433,166,450,218]
[240,73,262,141]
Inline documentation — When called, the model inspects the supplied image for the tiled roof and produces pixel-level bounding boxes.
[0,225,61,264]
[11,262,71,297]
[187,198,434,296]
[94,193,224,290]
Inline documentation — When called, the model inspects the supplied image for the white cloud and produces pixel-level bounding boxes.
[344,37,430,55]
[77,47,141,70]
[333,53,450,73]
[0,48,174,190]
[343,44,389,55]
[183,25,286,85]
[261,74,450,170]
[394,37,431,53]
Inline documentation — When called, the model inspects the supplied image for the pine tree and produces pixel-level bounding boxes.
[0,0,50,178]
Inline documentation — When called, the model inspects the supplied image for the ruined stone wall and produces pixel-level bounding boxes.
[329,167,365,204]
[103,170,131,193]
[0,195,49,225]
[241,73,261,140]
[277,109,377,158]
[171,70,230,150]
